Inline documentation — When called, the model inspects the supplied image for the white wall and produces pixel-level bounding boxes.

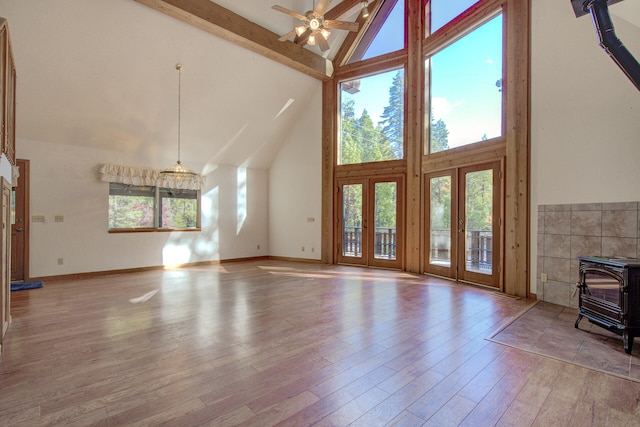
[19,137,268,277]
[269,86,323,260]
[530,0,640,292]
[12,0,638,283]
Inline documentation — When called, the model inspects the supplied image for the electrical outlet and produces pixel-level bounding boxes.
[257,244,260,250]
[32,215,45,223]
[57,258,64,265]
[301,246,305,252]
[55,215,64,222]
[541,273,548,283]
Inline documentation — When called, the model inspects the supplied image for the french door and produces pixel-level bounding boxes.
[425,161,502,288]
[337,176,403,269]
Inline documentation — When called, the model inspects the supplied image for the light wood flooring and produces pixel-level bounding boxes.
[1,260,639,426]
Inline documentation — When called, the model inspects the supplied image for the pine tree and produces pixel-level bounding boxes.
[340,98,362,164]
[430,118,450,153]
[379,71,404,159]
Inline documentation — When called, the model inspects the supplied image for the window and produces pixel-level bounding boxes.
[108,182,200,231]
[339,68,405,165]
[427,14,503,154]
[427,0,479,35]
[348,0,405,63]
[327,0,529,295]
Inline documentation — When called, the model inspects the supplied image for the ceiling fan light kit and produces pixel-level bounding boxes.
[361,1,369,18]
[272,0,360,51]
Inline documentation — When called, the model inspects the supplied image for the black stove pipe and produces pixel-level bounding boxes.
[572,0,640,91]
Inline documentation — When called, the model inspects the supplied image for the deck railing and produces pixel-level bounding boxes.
[342,226,396,259]
[343,226,492,271]
[430,229,493,271]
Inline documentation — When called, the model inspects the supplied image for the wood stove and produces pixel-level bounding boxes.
[575,256,640,354]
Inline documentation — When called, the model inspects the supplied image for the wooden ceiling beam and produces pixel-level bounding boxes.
[325,0,364,20]
[134,0,332,81]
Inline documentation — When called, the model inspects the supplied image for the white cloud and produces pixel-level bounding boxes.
[431,97,463,121]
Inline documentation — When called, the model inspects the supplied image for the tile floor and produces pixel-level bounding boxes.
[490,301,640,381]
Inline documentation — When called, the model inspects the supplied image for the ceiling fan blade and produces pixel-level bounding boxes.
[314,0,331,17]
[316,33,330,51]
[323,20,359,32]
[278,29,297,42]
[295,27,312,45]
[271,5,306,21]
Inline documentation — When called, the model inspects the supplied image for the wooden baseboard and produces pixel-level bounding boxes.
[27,256,322,283]
[267,256,322,264]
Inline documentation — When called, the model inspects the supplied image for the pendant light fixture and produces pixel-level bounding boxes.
[161,63,196,178]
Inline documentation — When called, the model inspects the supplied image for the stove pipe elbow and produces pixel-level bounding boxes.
[575,0,640,91]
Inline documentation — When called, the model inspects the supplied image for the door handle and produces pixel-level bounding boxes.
[15,228,23,232]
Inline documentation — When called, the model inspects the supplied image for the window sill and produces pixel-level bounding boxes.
[109,228,201,233]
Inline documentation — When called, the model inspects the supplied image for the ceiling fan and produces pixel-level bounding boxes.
[272,0,360,51]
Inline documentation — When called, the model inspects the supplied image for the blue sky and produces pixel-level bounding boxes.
[342,1,503,150]
[431,14,503,147]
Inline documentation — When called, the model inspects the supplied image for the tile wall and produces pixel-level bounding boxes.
[537,202,640,307]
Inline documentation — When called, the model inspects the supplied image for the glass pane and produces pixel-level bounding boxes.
[427,0,479,35]
[108,183,155,229]
[339,68,404,165]
[160,188,198,229]
[428,15,503,154]
[374,182,397,260]
[429,176,451,267]
[465,169,493,274]
[584,271,620,306]
[342,184,363,257]
[359,0,405,61]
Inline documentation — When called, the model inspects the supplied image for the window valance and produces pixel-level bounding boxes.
[98,163,205,190]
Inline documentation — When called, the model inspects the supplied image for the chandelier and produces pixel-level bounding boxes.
[161,64,197,178]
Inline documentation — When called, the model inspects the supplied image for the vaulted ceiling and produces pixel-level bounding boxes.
[0,0,365,172]
[133,0,369,79]
[1,0,638,172]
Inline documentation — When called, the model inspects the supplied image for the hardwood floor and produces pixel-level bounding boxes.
[1,260,639,426]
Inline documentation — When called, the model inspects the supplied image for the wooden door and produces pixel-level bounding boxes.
[11,159,28,282]
[425,161,502,289]
[457,162,502,288]
[425,170,457,278]
[337,179,368,266]
[337,176,403,269]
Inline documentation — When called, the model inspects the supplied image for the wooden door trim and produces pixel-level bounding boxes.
[13,159,29,281]
[367,175,404,270]
[336,175,404,269]
[424,169,458,279]
[457,160,502,289]
[336,178,369,266]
